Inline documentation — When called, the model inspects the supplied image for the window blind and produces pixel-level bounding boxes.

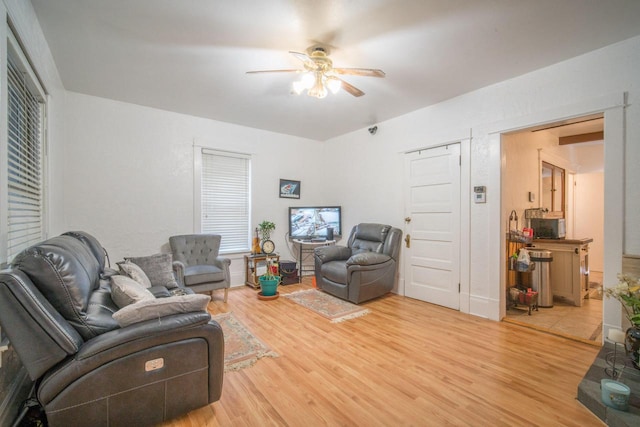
[201,149,250,253]
[6,51,44,261]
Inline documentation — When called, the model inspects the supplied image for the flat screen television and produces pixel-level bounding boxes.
[288,206,342,240]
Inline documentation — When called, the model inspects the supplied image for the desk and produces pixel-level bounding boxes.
[293,240,335,283]
[244,254,279,288]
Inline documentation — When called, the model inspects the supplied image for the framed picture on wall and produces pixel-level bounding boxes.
[279,179,300,199]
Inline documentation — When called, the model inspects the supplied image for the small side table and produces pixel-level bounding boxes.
[244,254,279,288]
[293,240,335,283]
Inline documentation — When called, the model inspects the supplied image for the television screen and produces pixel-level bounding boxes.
[289,206,342,240]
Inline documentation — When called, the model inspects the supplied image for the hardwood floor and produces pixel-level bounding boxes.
[162,280,603,426]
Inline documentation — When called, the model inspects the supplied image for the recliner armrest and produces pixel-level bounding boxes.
[172,260,185,285]
[76,312,213,361]
[315,245,352,263]
[346,252,391,266]
[38,312,221,405]
[215,256,231,267]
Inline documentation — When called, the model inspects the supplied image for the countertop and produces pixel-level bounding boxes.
[532,237,593,245]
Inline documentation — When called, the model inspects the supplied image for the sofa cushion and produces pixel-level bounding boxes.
[118,260,152,288]
[183,265,224,286]
[110,275,155,308]
[125,253,178,289]
[112,294,211,327]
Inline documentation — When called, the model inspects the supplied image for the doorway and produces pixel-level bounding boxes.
[501,114,604,344]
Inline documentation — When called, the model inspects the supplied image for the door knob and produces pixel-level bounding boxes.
[404,234,410,248]
[404,217,411,223]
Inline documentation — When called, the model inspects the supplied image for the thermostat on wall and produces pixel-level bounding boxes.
[474,186,486,203]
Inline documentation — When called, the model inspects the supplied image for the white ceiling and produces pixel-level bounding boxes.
[30,0,640,141]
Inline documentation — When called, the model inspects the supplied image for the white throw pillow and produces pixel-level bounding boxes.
[111,275,155,308]
[113,294,211,327]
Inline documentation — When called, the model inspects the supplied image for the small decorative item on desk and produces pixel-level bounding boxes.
[258,255,280,300]
[252,227,261,255]
[258,220,276,254]
[604,273,640,369]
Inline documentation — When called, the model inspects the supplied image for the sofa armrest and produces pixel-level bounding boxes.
[346,252,391,266]
[76,312,213,360]
[215,256,231,267]
[38,312,221,403]
[172,260,185,286]
[314,245,352,263]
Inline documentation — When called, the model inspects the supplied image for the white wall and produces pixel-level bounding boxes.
[62,92,323,285]
[326,35,640,322]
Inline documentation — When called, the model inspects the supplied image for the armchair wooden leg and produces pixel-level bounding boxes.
[223,288,228,303]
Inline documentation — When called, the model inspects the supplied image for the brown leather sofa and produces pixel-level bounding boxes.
[0,232,224,426]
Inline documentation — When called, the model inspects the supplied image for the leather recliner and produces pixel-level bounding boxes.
[0,232,224,426]
[314,223,402,304]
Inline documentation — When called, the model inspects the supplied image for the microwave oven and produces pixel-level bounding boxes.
[531,218,566,239]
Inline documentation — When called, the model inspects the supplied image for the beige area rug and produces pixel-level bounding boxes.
[212,312,278,372]
[283,289,370,323]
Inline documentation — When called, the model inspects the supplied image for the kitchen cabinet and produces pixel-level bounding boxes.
[531,238,592,306]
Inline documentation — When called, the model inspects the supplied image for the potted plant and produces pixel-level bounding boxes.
[258,220,276,242]
[604,273,640,369]
[258,255,280,298]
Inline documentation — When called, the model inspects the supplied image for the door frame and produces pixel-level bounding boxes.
[485,93,625,335]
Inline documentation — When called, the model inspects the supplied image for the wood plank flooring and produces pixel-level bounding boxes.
[161,280,603,426]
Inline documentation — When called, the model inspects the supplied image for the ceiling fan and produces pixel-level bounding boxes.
[247,47,385,98]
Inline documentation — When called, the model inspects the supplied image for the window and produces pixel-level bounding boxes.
[199,149,251,253]
[2,31,46,265]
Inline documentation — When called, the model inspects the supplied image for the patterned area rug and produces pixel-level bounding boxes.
[212,312,278,372]
[283,289,370,323]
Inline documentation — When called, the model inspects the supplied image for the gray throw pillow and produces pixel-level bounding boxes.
[125,253,178,289]
[118,260,152,288]
[112,293,210,327]
[110,275,155,308]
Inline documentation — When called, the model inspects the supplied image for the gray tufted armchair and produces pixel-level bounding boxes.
[314,223,402,304]
[169,234,231,302]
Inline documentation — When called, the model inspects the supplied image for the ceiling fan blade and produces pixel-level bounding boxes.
[338,78,365,97]
[333,68,385,78]
[289,51,319,70]
[246,69,301,74]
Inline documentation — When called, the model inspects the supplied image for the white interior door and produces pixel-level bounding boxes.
[404,144,461,310]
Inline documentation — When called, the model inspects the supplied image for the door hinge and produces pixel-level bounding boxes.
[458,283,461,293]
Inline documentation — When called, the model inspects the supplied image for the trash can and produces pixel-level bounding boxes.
[530,249,553,307]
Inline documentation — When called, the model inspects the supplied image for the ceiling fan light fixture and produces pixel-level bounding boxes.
[326,76,341,94]
[291,80,305,95]
[300,72,315,89]
[307,72,328,99]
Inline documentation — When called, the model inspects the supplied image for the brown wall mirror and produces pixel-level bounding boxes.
[541,161,565,217]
